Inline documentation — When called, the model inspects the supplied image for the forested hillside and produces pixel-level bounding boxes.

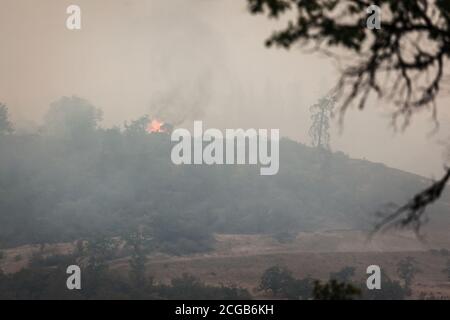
[1,97,448,253]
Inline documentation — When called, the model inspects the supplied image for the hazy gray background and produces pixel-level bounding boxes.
[1,0,449,177]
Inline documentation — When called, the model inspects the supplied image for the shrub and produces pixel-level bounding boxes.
[259,266,314,299]
[159,273,251,300]
[313,279,361,300]
[361,271,407,300]
[329,266,356,283]
[258,266,295,296]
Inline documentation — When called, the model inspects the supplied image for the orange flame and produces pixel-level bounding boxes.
[147,119,165,133]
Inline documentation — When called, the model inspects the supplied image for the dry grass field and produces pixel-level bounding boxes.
[1,230,449,299]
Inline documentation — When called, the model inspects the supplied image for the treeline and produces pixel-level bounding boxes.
[0,267,251,300]
[0,236,250,300]
[1,239,447,299]
[0,97,449,253]
[257,256,443,300]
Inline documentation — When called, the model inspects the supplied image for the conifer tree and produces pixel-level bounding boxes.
[309,95,335,149]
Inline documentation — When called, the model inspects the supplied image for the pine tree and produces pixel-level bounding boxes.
[308,95,335,149]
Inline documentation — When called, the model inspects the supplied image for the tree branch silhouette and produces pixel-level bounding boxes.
[369,167,450,240]
[247,0,450,126]
[247,0,450,235]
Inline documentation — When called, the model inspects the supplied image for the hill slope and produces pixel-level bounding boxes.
[0,129,449,251]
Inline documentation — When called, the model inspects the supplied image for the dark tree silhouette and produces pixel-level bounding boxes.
[258,265,295,296]
[313,279,361,300]
[370,168,450,238]
[258,266,314,299]
[247,0,450,234]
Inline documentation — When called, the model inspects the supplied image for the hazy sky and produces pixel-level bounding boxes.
[1,0,449,177]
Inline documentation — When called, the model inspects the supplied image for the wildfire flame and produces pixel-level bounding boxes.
[147,119,165,133]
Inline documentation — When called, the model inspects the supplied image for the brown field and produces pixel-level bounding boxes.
[1,230,450,299]
[115,232,450,298]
